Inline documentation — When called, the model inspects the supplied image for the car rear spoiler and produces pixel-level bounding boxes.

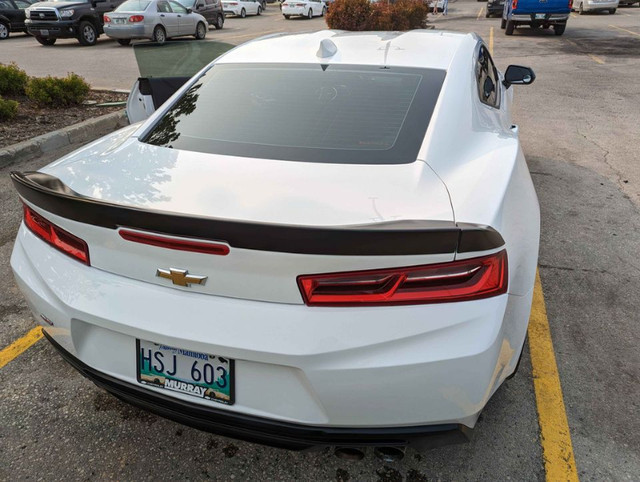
[11,171,504,256]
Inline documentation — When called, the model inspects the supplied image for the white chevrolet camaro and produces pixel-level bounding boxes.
[11,30,539,458]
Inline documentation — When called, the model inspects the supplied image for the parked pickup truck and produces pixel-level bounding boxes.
[25,0,126,46]
[502,0,571,36]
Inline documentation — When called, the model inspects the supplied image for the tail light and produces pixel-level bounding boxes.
[298,251,508,306]
[104,14,111,22]
[119,229,230,256]
[511,0,517,8]
[23,204,90,265]
[129,15,144,22]
[568,0,573,7]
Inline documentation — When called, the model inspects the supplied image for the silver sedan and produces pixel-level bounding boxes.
[104,0,208,46]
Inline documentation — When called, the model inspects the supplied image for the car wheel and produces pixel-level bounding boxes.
[609,7,616,13]
[240,7,246,17]
[195,21,207,39]
[321,6,326,16]
[283,14,290,18]
[257,5,262,14]
[554,23,566,35]
[117,38,131,46]
[307,8,312,18]
[214,13,224,28]
[35,36,56,45]
[505,19,515,35]
[500,17,506,28]
[153,25,166,44]
[0,21,9,40]
[78,20,98,46]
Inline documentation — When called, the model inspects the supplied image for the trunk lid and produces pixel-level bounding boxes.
[30,137,457,304]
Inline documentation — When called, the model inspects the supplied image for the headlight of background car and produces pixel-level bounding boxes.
[59,9,74,17]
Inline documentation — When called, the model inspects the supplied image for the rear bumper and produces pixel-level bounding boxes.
[581,0,618,9]
[43,330,470,450]
[103,24,149,39]
[510,13,569,21]
[11,222,533,436]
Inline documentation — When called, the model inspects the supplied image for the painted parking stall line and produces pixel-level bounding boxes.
[0,326,43,369]
[528,271,579,482]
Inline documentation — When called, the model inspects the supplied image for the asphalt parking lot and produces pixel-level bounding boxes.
[1,1,640,480]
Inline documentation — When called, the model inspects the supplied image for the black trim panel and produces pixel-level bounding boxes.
[11,171,504,256]
[43,330,471,451]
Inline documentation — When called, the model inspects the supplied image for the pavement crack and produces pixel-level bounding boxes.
[576,123,625,189]
[538,263,609,275]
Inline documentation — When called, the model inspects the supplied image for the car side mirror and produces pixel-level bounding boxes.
[503,65,535,88]
[196,2,204,7]
[186,7,192,12]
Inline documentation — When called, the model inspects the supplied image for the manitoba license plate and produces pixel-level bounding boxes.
[137,339,234,405]
[40,29,49,36]
[535,13,545,19]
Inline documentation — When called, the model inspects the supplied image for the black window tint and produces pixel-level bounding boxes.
[143,63,446,165]
[476,45,500,108]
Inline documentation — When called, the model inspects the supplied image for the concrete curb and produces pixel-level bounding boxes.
[0,110,129,169]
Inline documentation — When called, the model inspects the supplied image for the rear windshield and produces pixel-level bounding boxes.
[142,63,446,164]
[117,0,151,10]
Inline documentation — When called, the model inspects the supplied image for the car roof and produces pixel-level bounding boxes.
[216,30,480,71]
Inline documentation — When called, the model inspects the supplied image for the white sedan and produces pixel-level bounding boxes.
[222,0,261,16]
[282,0,325,18]
[11,30,539,459]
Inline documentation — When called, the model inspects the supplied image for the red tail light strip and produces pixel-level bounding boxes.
[119,229,230,256]
[298,250,508,306]
[23,204,90,265]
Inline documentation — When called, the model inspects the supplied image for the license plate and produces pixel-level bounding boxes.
[40,29,49,35]
[137,339,234,405]
[114,18,126,24]
[535,13,545,19]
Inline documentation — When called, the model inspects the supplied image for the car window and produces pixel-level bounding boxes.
[157,0,172,12]
[117,0,151,10]
[0,0,13,8]
[205,0,214,4]
[14,0,31,8]
[143,63,447,165]
[169,0,187,11]
[476,45,500,108]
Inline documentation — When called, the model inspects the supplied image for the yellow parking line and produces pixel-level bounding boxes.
[588,54,605,64]
[610,24,640,37]
[0,326,43,369]
[489,26,494,54]
[528,270,579,482]
[477,7,484,19]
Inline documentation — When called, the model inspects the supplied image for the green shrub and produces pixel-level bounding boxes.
[326,0,428,31]
[325,0,372,31]
[25,73,91,107]
[0,96,19,121]
[0,63,29,96]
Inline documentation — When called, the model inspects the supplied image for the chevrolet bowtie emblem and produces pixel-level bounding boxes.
[156,268,207,287]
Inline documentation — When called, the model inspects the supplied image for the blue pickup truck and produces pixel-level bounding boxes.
[502,0,571,36]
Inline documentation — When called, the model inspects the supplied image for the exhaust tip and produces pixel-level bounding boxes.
[334,447,365,461]
[374,446,406,463]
